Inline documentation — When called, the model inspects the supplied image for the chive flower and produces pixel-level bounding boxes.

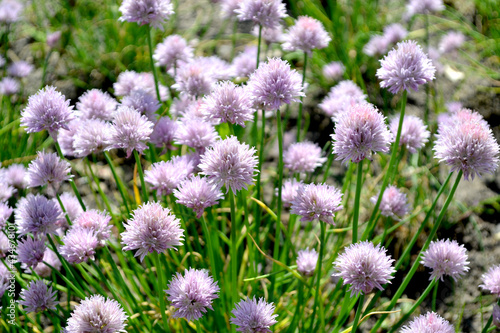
[19,280,58,313]
[290,183,343,225]
[231,297,278,333]
[421,239,470,281]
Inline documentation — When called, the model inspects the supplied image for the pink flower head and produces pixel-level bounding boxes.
[283,141,326,173]
[199,136,258,193]
[282,16,331,55]
[390,115,430,153]
[119,0,174,30]
[76,89,118,121]
[166,268,220,321]
[377,40,436,94]
[319,80,367,119]
[74,209,112,247]
[21,86,75,140]
[26,151,72,194]
[480,265,500,297]
[439,31,466,54]
[145,155,196,196]
[290,183,343,225]
[121,202,184,261]
[174,175,224,218]
[400,312,454,333]
[231,297,278,333]
[371,185,410,219]
[297,248,318,277]
[173,61,215,97]
[154,34,194,71]
[73,119,113,157]
[332,103,392,164]
[333,241,395,296]
[60,227,99,264]
[236,0,287,29]
[278,178,304,208]
[247,57,304,111]
[174,118,219,153]
[421,239,470,281]
[322,61,345,82]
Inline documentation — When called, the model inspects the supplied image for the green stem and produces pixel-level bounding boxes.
[371,170,462,332]
[229,189,238,312]
[147,26,161,102]
[389,279,438,333]
[133,150,149,203]
[309,222,326,330]
[153,252,170,332]
[432,279,439,311]
[352,160,363,243]
[41,50,52,89]
[201,215,219,280]
[54,141,86,211]
[256,25,262,69]
[288,281,304,333]
[424,14,430,124]
[55,192,72,226]
[351,294,365,333]
[103,151,131,215]
[362,90,407,241]
[296,52,308,142]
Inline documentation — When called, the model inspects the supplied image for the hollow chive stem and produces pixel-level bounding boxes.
[54,141,86,211]
[147,26,161,103]
[296,52,308,142]
[309,221,326,330]
[133,150,148,203]
[362,90,407,241]
[352,159,363,243]
[153,252,170,332]
[351,293,365,333]
[229,189,238,313]
[103,151,131,215]
[55,192,72,226]
[371,170,462,332]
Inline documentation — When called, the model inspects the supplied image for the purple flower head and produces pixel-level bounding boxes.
[400,312,454,333]
[278,178,304,208]
[253,25,285,44]
[56,192,84,224]
[319,80,367,119]
[439,31,466,54]
[332,103,392,164]
[74,210,112,247]
[181,99,207,122]
[15,194,62,237]
[57,120,80,157]
[406,0,444,16]
[4,163,28,189]
[31,249,61,278]
[390,115,430,153]
[377,40,436,94]
[0,0,23,23]
[247,57,304,112]
[0,181,16,203]
[0,233,9,257]
[26,151,72,193]
[0,77,20,95]
[434,109,500,180]
[480,265,500,297]
[73,119,113,157]
[199,136,258,193]
[150,116,178,149]
[47,31,62,48]
[154,34,194,71]
[231,297,278,333]
[19,280,58,313]
[363,35,389,57]
[371,185,410,219]
[284,141,326,173]
[121,202,184,261]
[21,86,75,140]
[232,46,258,78]
[119,0,174,30]
[121,89,161,121]
[145,156,195,196]
[446,101,463,114]
[8,61,33,78]
[220,0,242,18]
[494,305,500,328]
[333,241,395,296]
[17,237,46,268]
[107,106,154,158]
[201,81,254,126]
[192,56,234,81]
[166,268,220,321]
[323,61,345,81]
[290,183,343,224]
[383,23,408,45]
[65,295,128,333]
[0,264,11,297]
[236,0,286,29]
[174,175,224,218]
[297,248,318,277]
[421,239,470,281]
[0,202,13,229]
[174,118,219,153]
[282,16,331,54]
[173,61,215,97]
[60,227,99,264]
[114,71,168,101]
[76,89,118,121]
